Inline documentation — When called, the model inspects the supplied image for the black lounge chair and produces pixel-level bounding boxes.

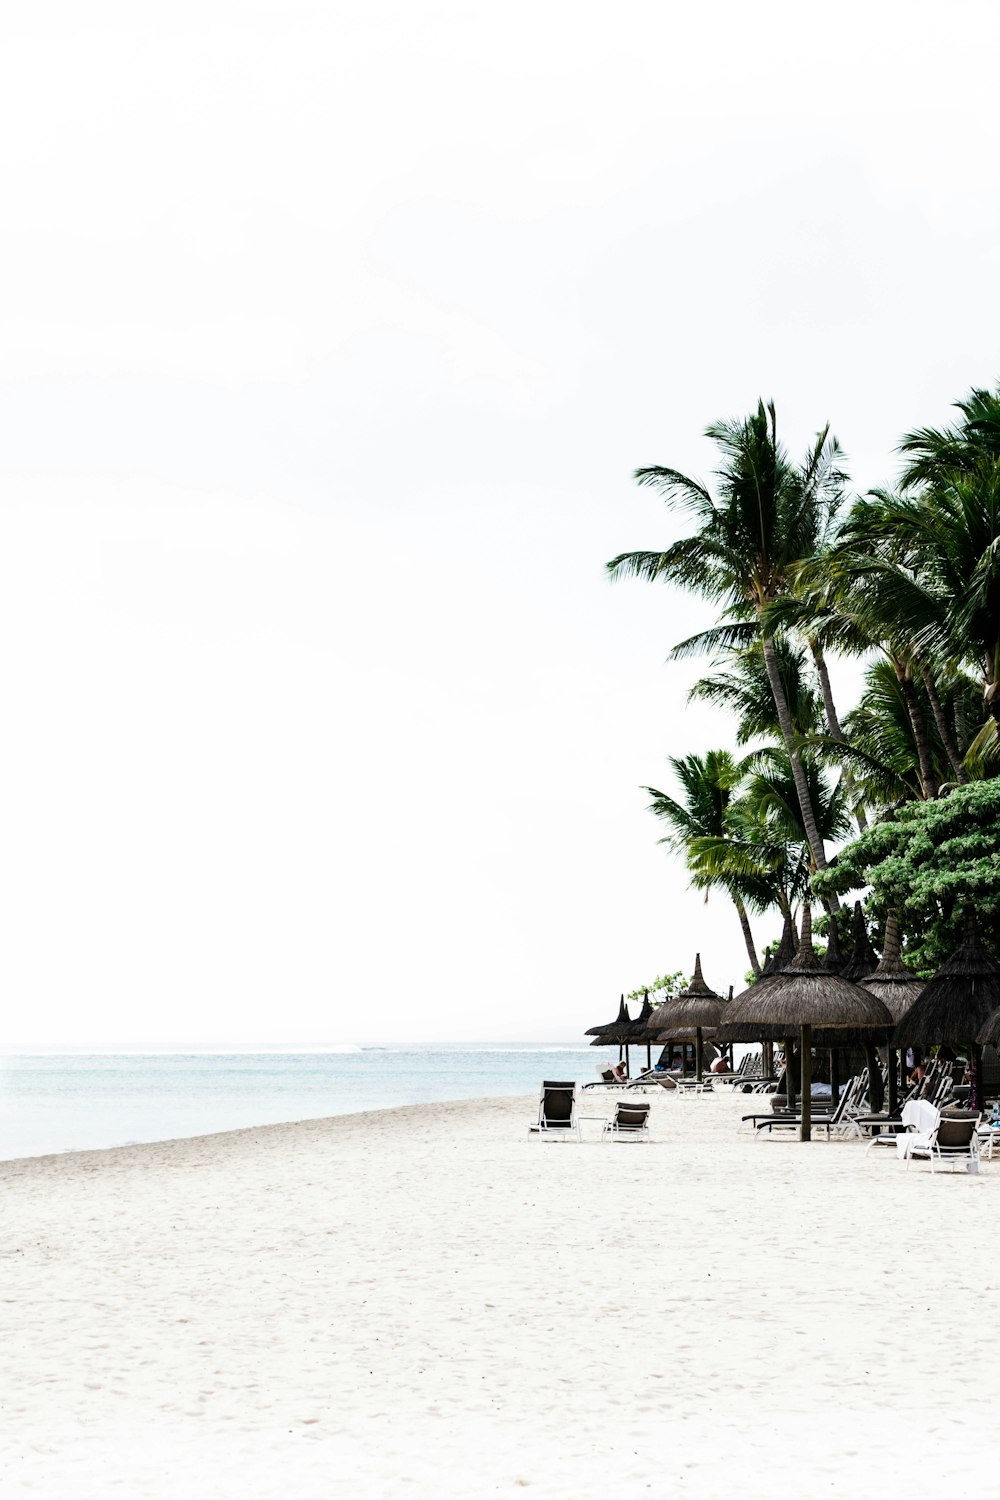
[601,1100,651,1141]
[532,1081,580,1141]
[906,1110,981,1172]
[745,1075,862,1138]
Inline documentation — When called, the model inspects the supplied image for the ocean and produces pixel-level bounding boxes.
[0,1046,615,1161]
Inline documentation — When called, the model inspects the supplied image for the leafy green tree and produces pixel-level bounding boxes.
[627,972,685,1003]
[812,781,1000,972]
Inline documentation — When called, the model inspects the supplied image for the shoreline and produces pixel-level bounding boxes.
[0,1093,510,1170]
[3,1089,996,1498]
[0,1047,605,1165]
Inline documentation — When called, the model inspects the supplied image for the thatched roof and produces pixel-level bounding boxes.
[629,991,665,1044]
[651,1025,719,1043]
[584,995,633,1043]
[841,901,880,982]
[893,909,1000,1047]
[716,907,893,1042]
[760,911,796,977]
[859,909,926,1023]
[821,912,846,974]
[649,954,726,1030]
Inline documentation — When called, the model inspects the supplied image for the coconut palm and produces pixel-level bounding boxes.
[739,746,851,872]
[643,749,776,974]
[688,639,823,747]
[839,471,1000,738]
[608,400,846,869]
[899,384,1000,490]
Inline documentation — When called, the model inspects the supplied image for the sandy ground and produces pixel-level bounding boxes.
[1,1086,997,1499]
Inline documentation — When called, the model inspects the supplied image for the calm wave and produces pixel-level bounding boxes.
[0,1047,610,1160]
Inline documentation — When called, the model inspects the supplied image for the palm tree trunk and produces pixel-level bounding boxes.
[895,660,937,799]
[809,639,868,832]
[761,635,828,870]
[734,898,761,976]
[920,662,968,785]
[953,692,969,755]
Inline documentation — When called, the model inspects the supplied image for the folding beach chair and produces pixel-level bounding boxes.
[866,1098,940,1159]
[904,1109,981,1172]
[601,1100,651,1142]
[532,1081,580,1141]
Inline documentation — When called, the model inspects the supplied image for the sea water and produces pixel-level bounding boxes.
[0,1046,616,1161]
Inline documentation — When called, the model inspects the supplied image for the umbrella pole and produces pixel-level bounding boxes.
[887,1048,898,1116]
[647,1042,652,1071]
[971,1042,983,1111]
[829,1049,839,1108]
[785,1036,796,1111]
[625,1043,631,1080]
[864,1043,884,1114]
[695,1027,703,1083]
[800,1024,812,1142]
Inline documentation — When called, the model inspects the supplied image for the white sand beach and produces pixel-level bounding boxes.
[2,1087,996,1498]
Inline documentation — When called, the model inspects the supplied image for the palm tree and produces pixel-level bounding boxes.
[899,384,1000,489]
[688,639,823,747]
[738,746,851,875]
[836,477,1000,747]
[608,400,846,869]
[643,750,771,974]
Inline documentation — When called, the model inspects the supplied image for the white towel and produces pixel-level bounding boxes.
[897,1099,940,1158]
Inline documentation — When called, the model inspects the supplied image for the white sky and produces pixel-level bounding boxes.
[1,0,999,1044]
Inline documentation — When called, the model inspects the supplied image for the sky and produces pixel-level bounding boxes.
[1,0,999,1045]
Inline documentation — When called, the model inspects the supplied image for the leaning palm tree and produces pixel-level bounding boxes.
[608,400,846,869]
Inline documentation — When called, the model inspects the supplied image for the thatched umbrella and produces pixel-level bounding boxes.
[817,911,850,1101]
[650,954,726,1082]
[841,900,879,982]
[717,907,893,1140]
[761,911,797,976]
[629,991,659,1071]
[858,909,926,1114]
[895,909,1000,1107]
[649,1023,719,1073]
[758,913,797,1078]
[821,912,847,973]
[807,910,892,1110]
[584,995,634,1072]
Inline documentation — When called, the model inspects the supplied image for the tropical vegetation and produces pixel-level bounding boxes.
[611,384,1000,970]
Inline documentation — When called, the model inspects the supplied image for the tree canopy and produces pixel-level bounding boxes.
[812,782,1000,973]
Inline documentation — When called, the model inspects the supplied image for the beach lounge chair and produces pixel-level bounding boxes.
[625,1067,669,1089]
[904,1109,981,1172]
[741,1074,862,1134]
[532,1081,580,1141]
[674,1076,714,1095]
[750,1075,863,1138]
[866,1097,937,1156]
[583,1064,629,1089]
[869,1104,947,1158]
[601,1100,651,1142]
